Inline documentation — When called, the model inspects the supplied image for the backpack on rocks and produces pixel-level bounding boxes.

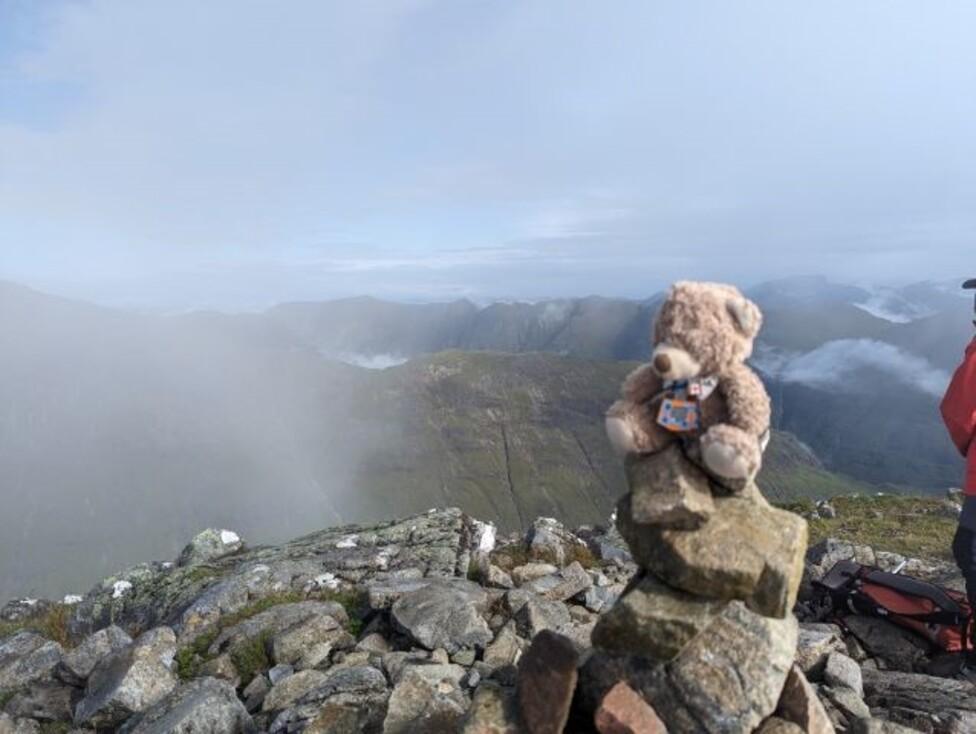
[816,559,974,653]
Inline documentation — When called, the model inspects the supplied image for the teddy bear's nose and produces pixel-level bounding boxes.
[654,353,672,374]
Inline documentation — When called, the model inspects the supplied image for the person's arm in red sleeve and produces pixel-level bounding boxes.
[941,340,976,457]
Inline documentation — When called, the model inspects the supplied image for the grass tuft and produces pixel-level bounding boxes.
[564,542,599,569]
[229,630,273,687]
[0,603,74,649]
[174,586,369,681]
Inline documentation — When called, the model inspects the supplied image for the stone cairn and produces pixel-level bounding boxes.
[565,444,824,733]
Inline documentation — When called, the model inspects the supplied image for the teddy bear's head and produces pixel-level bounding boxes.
[650,281,762,381]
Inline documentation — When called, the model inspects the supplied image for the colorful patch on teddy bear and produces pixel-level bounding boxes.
[656,377,718,434]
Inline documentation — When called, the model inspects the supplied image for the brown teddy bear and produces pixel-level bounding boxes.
[605,281,771,491]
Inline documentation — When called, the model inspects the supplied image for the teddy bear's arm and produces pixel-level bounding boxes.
[719,363,771,436]
[604,364,672,455]
[620,363,665,403]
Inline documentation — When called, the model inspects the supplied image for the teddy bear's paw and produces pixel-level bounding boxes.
[605,415,640,455]
[702,439,752,481]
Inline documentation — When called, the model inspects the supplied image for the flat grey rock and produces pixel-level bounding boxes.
[382,663,468,734]
[177,528,245,568]
[4,680,80,723]
[0,632,63,694]
[118,677,254,734]
[391,579,491,654]
[824,652,863,697]
[58,625,133,685]
[73,627,178,729]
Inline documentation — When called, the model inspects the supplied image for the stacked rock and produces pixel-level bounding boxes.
[580,444,814,734]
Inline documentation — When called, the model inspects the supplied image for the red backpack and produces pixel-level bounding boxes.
[816,559,973,653]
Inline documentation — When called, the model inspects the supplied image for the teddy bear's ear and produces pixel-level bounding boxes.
[727,297,760,337]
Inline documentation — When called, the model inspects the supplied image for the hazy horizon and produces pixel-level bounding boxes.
[3,273,971,316]
[3,1,976,310]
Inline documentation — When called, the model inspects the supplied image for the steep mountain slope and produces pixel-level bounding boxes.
[270,279,971,489]
[769,374,960,490]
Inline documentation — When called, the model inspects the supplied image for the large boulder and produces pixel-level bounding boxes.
[73,627,179,729]
[774,665,835,734]
[591,573,724,661]
[824,652,862,697]
[267,665,388,732]
[795,624,846,679]
[269,614,352,670]
[617,490,807,618]
[664,601,798,733]
[391,580,492,654]
[594,681,667,734]
[3,680,80,723]
[483,622,525,671]
[511,564,558,587]
[177,528,245,567]
[207,601,347,660]
[583,601,797,734]
[512,594,572,640]
[0,713,40,734]
[1,600,53,624]
[624,445,715,529]
[521,562,592,602]
[57,625,133,685]
[842,616,930,673]
[382,663,469,733]
[526,518,585,566]
[805,540,876,585]
[303,699,385,734]
[861,669,976,733]
[460,683,520,733]
[262,670,331,712]
[118,677,254,734]
[516,631,578,734]
[366,578,432,611]
[0,632,62,694]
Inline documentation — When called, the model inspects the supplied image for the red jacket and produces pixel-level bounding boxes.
[941,339,976,494]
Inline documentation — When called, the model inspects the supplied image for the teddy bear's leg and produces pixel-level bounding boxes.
[605,400,673,456]
[700,423,762,489]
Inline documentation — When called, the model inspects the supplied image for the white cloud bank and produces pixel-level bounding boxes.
[759,339,950,397]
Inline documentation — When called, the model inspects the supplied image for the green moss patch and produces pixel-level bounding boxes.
[175,586,369,681]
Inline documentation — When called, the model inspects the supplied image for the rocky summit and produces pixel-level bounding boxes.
[0,499,972,733]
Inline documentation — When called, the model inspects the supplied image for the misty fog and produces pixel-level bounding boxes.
[0,284,386,600]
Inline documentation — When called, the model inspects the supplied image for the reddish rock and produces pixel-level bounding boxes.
[776,665,836,734]
[517,630,579,734]
[595,682,668,734]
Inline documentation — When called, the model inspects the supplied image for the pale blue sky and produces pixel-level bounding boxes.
[1,0,975,309]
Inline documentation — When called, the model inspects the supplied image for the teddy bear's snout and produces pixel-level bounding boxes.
[651,344,702,380]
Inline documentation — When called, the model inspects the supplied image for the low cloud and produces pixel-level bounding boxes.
[335,353,409,369]
[763,339,950,397]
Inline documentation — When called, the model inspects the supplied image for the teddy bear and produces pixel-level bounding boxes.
[605,281,771,492]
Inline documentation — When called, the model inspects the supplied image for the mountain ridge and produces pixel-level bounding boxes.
[0,278,963,601]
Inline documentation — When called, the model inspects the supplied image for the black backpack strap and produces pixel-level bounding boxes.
[861,569,964,616]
